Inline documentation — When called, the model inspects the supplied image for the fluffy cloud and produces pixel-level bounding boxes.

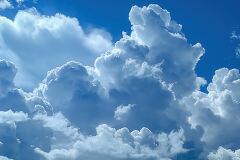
[0,60,53,159]
[0,8,112,88]
[0,4,195,159]
[30,4,205,156]
[114,104,135,121]
[34,116,186,160]
[231,31,240,40]
[95,4,204,98]
[0,3,239,160]
[0,110,28,125]
[184,68,240,151]
[208,147,240,160]
[34,61,109,133]
[0,0,11,10]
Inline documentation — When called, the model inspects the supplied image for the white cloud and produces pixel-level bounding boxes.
[0,0,12,10]
[95,4,204,99]
[183,68,240,150]
[0,110,28,125]
[0,3,239,160]
[231,31,240,40]
[34,120,186,160]
[0,156,13,160]
[0,8,112,88]
[208,147,240,160]
[114,104,135,121]
[33,112,82,140]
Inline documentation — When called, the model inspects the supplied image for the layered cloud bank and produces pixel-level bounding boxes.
[0,4,239,160]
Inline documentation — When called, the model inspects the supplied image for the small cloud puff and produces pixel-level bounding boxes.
[114,104,135,120]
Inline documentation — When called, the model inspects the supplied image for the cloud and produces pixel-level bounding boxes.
[0,3,239,160]
[34,61,109,133]
[95,4,204,99]
[0,156,13,160]
[0,0,11,10]
[230,31,240,58]
[31,3,205,137]
[114,104,135,121]
[0,4,196,159]
[0,110,28,125]
[0,8,112,88]
[0,60,16,96]
[208,147,240,160]
[183,68,240,151]
[34,116,186,160]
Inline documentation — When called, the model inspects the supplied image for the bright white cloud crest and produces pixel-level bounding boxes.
[0,8,112,88]
[0,3,239,160]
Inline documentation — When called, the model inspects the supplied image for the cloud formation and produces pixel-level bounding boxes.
[184,68,240,151]
[0,3,239,160]
[35,117,186,160]
[208,147,240,160]
[0,8,112,88]
[0,0,11,10]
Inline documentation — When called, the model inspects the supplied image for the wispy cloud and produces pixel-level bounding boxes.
[230,30,240,58]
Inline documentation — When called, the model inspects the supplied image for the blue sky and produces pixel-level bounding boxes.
[0,1,240,160]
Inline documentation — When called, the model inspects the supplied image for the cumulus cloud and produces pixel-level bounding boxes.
[0,8,112,88]
[0,3,239,160]
[16,0,24,4]
[0,0,11,10]
[94,4,204,99]
[0,4,197,159]
[208,147,240,160]
[0,156,13,160]
[184,68,240,151]
[34,119,186,160]
[114,104,135,121]
[0,110,28,125]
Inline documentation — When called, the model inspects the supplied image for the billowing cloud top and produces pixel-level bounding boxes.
[0,3,239,160]
[0,8,112,88]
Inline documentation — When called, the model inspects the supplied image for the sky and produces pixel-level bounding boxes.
[0,0,240,160]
